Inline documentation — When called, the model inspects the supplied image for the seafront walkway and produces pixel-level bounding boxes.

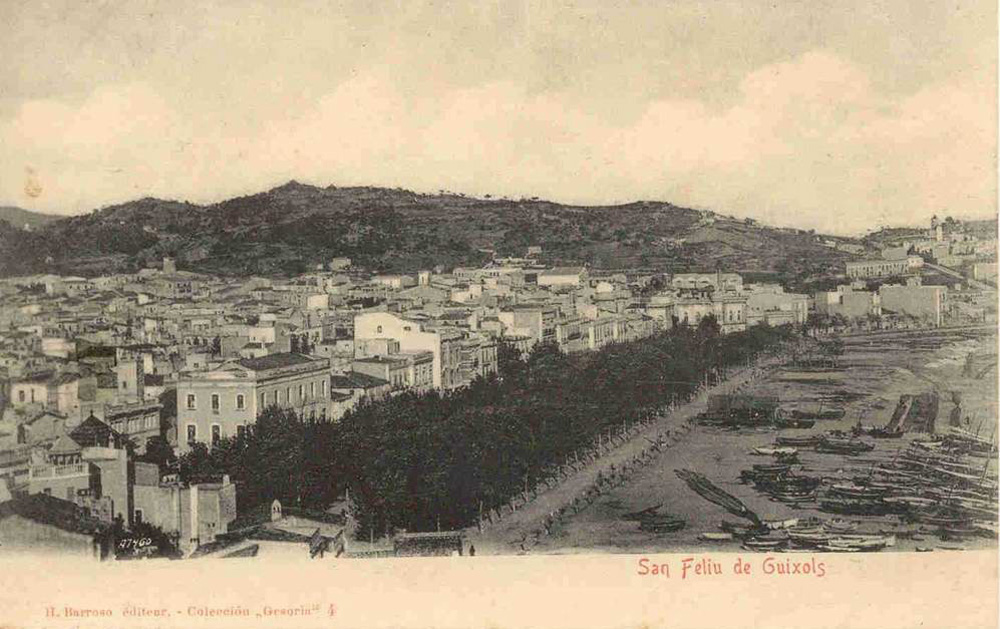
[466,351,789,555]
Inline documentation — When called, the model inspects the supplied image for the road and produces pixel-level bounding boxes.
[465,354,785,555]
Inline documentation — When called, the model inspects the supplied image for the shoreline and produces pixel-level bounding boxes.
[518,327,998,555]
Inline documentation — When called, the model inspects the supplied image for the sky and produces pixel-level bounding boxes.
[0,0,996,235]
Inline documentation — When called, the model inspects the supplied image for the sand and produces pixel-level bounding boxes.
[498,328,998,555]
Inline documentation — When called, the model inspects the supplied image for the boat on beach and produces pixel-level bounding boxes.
[698,532,735,542]
[752,446,798,456]
[775,435,824,447]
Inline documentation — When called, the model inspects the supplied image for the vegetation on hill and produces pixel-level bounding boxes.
[0,206,62,232]
[0,182,859,285]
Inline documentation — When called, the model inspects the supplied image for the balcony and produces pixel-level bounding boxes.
[30,463,88,480]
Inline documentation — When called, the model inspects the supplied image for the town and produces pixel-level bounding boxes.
[0,213,995,560]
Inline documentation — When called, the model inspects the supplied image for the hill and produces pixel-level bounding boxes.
[0,206,62,231]
[0,182,863,288]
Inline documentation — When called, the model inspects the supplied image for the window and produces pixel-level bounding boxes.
[134,509,143,524]
[67,487,75,501]
[321,380,327,398]
[260,392,266,408]
[17,391,24,403]
[211,394,220,413]
[309,382,315,398]
[211,424,221,445]
[186,394,196,410]
[236,394,245,410]
[309,410,315,421]
[285,387,290,403]
[237,425,246,439]
[186,424,197,443]
[376,325,383,334]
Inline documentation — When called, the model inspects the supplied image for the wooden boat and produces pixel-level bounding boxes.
[675,469,764,526]
[906,510,971,527]
[638,515,686,533]
[880,496,940,510]
[754,476,821,492]
[742,537,789,551]
[816,437,875,455]
[621,504,664,521]
[819,498,894,516]
[770,491,817,504]
[817,544,862,552]
[763,518,800,530]
[776,435,824,447]
[720,520,767,537]
[853,425,904,439]
[825,519,858,533]
[828,483,887,500]
[753,446,798,456]
[825,535,893,551]
[774,418,816,429]
[698,532,735,542]
[752,463,792,473]
[788,532,832,547]
[938,525,983,540]
[790,409,845,420]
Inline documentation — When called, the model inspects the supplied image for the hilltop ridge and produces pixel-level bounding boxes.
[0,182,864,287]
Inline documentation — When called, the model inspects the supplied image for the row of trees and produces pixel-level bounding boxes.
[178,317,796,539]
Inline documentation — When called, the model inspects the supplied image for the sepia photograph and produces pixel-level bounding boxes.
[0,1,996,628]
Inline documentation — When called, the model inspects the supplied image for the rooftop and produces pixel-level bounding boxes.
[236,352,323,372]
[330,372,390,389]
[0,493,111,537]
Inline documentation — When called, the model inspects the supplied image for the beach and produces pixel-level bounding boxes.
[517,327,998,555]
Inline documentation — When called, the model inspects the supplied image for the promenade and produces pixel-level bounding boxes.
[466,352,786,555]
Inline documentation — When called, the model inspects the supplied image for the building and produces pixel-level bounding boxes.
[879,283,948,327]
[98,400,163,454]
[814,286,881,320]
[0,493,114,559]
[845,257,922,279]
[175,353,331,452]
[352,352,434,393]
[329,372,392,409]
[353,313,466,390]
[672,288,747,333]
[26,415,131,524]
[10,372,81,416]
[40,336,75,359]
[132,468,237,553]
[537,267,587,288]
[497,305,559,347]
[972,262,997,282]
[745,286,809,326]
[672,272,743,294]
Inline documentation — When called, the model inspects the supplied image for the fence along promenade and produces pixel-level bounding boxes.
[466,348,790,554]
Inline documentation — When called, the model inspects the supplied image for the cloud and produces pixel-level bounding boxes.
[0,50,994,235]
